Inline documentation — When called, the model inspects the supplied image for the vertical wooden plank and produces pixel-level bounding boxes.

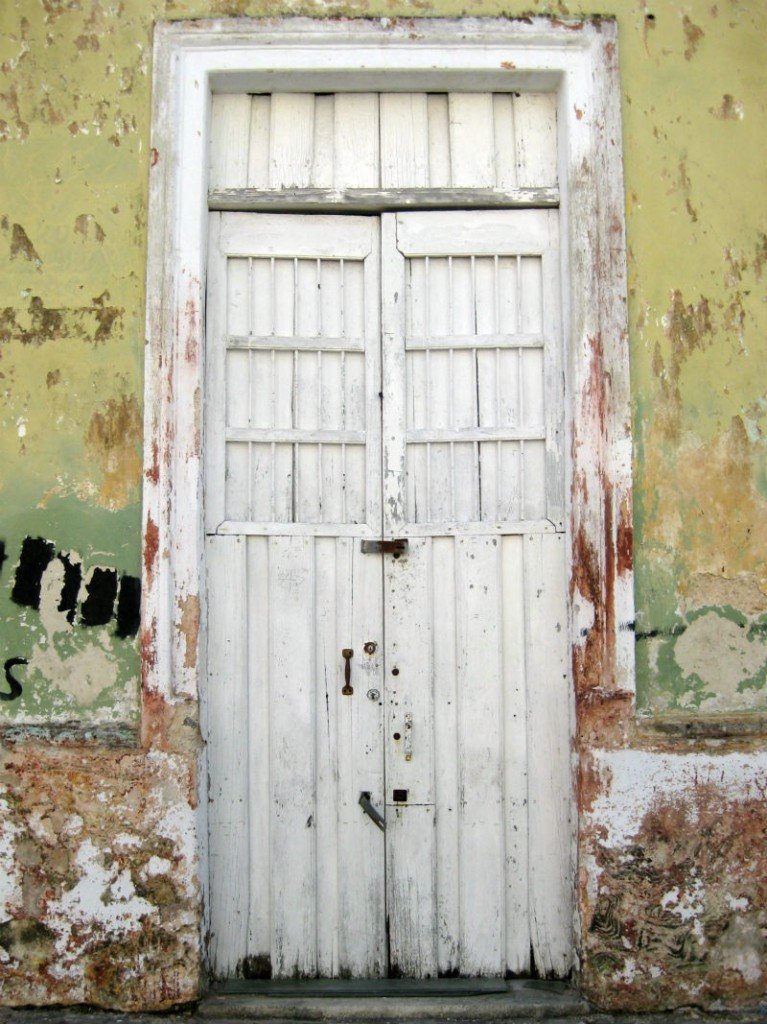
[207,534,249,977]
[247,95,271,188]
[432,537,460,974]
[380,93,430,188]
[336,540,387,975]
[448,93,495,187]
[333,94,379,188]
[524,532,572,978]
[269,94,316,188]
[493,93,518,190]
[501,534,530,974]
[426,94,451,187]
[269,535,317,976]
[311,94,335,187]
[385,538,438,976]
[513,92,558,189]
[209,93,252,190]
[382,215,407,536]
[246,535,272,968]
[205,214,227,531]
[455,535,505,974]
[313,535,340,976]
[541,213,565,528]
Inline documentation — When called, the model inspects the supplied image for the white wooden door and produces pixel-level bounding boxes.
[205,210,572,981]
[205,213,387,979]
[381,211,571,979]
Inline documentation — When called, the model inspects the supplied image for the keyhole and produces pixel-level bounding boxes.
[392,667,400,676]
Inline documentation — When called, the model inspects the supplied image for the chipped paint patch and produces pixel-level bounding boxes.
[84,395,142,510]
[582,750,767,1009]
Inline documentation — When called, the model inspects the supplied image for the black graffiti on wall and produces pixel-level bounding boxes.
[0,536,141,702]
[8,535,141,637]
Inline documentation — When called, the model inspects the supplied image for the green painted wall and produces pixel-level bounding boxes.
[1,0,765,723]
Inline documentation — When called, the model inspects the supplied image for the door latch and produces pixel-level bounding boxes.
[361,539,409,558]
[359,791,386,831]
[341,648,354,695]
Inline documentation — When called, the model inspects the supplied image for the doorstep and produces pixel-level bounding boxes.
[199,978,589,1020]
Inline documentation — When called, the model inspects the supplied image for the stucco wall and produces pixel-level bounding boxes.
[0,0,766,1011]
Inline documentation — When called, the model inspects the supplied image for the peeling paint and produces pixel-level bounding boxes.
[84,394,142,510]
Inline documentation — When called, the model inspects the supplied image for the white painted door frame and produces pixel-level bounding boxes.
[143,16,634,979]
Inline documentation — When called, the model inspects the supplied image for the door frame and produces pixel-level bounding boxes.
[142,16,634,980]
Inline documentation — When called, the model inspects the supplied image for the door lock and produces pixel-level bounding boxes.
[363,641,377,655]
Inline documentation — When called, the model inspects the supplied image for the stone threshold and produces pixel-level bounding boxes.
[199,978,588,1020]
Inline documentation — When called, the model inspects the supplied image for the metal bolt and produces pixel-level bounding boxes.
[367,688,381,702]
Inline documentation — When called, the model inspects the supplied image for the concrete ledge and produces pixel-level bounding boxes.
[199,980,588,1020]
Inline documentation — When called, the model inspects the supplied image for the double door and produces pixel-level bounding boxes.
[205,210,572,980]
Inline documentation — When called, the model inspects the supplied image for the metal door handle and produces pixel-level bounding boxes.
[342,648,354,695]
[359,791,386,831]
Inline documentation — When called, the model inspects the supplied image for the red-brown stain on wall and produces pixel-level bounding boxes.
[177,594,200,671]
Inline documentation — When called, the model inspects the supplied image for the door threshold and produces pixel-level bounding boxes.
[200,978,588,1019]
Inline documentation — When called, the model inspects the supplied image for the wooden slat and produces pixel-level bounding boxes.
[385,538,438,975]
[524,532,572,978]
[455,536,505,973]
[269,93,315,188]
[407,427,546,444]
[311,94,335,188]
[228,334,365,353]
[246,536,272,966]
[314,535,341,975]
[269,536,317,975]
[514,92,558,189]
[211,518,558,537]
[431,537,460,974]
[501,535,531,974]
[426,94,451,187]
[209,93,252,190]
[209,186,559,212]
[336,539,387,974]
[206,534,249,977]
[226,428,365,445]
[448,93,496,187]
[247,95,271,188]
[405,333,545,350]
[380,93,430,188]
[205,214,228,530]
[493,93,518,190]
[334,93,379,188]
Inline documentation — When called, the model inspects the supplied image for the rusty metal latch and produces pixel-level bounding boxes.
[359,791,386,831]
[361,539,409,557]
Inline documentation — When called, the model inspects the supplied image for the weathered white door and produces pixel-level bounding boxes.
[205,209,572,981]
[381,211,571,978]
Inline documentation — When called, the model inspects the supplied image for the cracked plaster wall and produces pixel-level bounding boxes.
[0,0,766,1012]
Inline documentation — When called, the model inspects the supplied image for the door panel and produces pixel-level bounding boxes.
[206,209,572,982]
[382,212,571,978]
[206,213,386,980]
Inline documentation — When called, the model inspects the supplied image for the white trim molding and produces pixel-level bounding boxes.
[143,13,634,978]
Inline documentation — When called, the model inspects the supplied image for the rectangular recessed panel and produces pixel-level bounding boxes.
[209,92,558,192]
[403,253,547,525]
[222,254,370,525]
